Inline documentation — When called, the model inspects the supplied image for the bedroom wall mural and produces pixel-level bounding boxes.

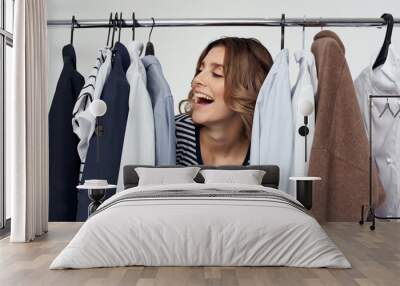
[48,14,392,229]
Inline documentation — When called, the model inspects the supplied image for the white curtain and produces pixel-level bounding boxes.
[7,0,49,242]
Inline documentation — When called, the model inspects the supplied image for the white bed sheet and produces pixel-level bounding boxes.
[50,183,351,269]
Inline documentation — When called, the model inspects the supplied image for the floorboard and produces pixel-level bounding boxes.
[0,221,399,286]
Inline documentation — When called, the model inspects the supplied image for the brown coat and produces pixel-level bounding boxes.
[309,30,385,222]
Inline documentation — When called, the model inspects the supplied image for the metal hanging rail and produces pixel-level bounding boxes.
[47,17,400,28]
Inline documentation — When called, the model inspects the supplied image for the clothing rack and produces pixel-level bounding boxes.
[359,95,400,231]
[48,16,400,49]
[49,15,400,227]
[47,17,400,28]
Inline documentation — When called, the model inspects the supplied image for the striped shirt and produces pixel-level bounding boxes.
[72,48,110,162]
[175,113,250,166]
[72,48,112,180]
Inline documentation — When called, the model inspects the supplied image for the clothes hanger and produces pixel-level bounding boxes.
[118,12,123,43]
[106,13,113,48]
[280,13,285,50]
[109,13,118,65]
[132,12,135,41]
[373,13,394,70]
[111,12,118,48]
[379,97,395,118]
[70,15,76,45]
[145,17,156,56]
[393,102,400,117]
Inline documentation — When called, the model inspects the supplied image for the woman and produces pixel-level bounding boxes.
[176,37,273,166]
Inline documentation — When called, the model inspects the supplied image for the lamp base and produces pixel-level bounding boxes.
[296,180,313,210]
[298,126,309,136]
[88,189,106,216]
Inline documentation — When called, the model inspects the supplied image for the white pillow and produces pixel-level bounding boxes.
[135,167,201,186]
[200,169,266,185]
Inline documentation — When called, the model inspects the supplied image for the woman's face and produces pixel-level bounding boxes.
[191,46,237,126]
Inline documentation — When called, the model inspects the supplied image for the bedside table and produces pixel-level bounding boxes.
[289,177,321,210]
[76,184,116,216]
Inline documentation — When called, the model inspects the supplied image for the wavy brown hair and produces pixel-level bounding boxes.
[188,37,273,139]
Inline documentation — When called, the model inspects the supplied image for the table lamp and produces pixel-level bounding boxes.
[89,99,107,162]
[298,99,314,162]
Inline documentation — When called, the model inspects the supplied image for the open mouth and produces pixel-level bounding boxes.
[193,92,215,105]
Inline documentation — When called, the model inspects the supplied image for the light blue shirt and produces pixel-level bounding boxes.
[117,42,156,192]
[250,49,294,194]
[142,55,176,165]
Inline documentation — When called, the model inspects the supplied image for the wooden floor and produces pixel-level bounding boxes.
[0,222,399,286]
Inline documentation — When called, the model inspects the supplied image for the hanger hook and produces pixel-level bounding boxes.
[106,13,113,47]
[111,12,118,47]
[372,13,394,70]
[132,12,135,41]
[381,13,394,45]
[118,12,123,42]
[280,14,285,50]
[70,15,76,45]
[148,17,155,42]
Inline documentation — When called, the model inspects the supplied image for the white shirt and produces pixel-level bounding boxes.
[72,48,112,163]
[117,42,155,192]
[291,50,318,177]
[250,49,294,195]
[354,44,400,217]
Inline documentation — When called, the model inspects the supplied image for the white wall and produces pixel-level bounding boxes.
[47,0,400,111]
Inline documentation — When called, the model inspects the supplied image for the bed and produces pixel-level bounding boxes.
[50,165,350,269]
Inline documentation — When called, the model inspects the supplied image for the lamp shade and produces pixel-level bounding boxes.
[89,99,107,117]
[298,99,314,116]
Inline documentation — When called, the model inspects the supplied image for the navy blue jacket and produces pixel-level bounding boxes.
[76,42,131,221]
[49,44,84,221]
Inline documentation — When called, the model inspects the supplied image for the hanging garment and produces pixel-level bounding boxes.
[291,50,318,177]
[250,49,293,194]
[116,42,155,192]
[309,30,385,222]
[77,42,131,221]
[72,48,112,165]
[49,44,84,221]
[354,44,400,217]
[142,55,176,166]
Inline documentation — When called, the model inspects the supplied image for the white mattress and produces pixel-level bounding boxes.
[50,183,351,269]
